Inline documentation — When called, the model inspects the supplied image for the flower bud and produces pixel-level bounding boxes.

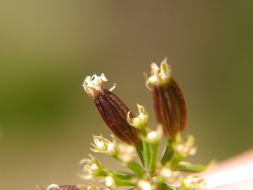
[182,176,206,190]
[117,143,137,163]
[104,176,116,188]
[91,135,116,155]
[137,180,152,190]
[174,135,197,157]
[80,154,104,179]
[47,184,61,190]
[145,125,163,144]
[146,58,187,138]
[83,74,138,144]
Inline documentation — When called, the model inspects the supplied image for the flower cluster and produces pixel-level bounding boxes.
[43,58,208,190]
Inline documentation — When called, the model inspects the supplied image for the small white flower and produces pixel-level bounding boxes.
[146,58,172,88]
[160,167,172,178]
[137,180,152,190]
[183,175,207,190]
[175,135,197,157]
[105,176,115,188]
[46,184,60,190]
[117,143,136,163]
[127,104,148,129]
[145,125,163,143]
[91,135,116,155]
[158,167,179,184]
[80,155,102,179]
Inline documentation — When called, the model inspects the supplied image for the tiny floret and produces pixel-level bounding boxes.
[105,176,115,188]
[46,184,60,190]
[175,135,197,157]
[80,155,102,179]
[159,167,172,178]
[91,135,116,155]
[159,167,179,184]
[137,180,152,190]
[183,176,207,190]
[127,104,148,129]
[117,143,136,163]
[145,125,163,143]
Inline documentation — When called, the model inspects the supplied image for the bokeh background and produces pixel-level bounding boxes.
[0,1,253,189]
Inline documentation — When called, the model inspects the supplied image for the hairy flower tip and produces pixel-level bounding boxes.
[182,176,207,190]
[127,104,148,129]
[137,180,153,190]
[146,58,171,88]
[145,125,163,143]
[80,155,103,179]
[94,88,139,145]
[91,135,116,155]
[47,184,61,190]
[146,59,187,138]
[104,176,116,188]
[118,143,136,163]
[175,135,197,157]
[82,73,109,97]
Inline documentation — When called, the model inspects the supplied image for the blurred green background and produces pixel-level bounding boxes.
[0,1,253,189]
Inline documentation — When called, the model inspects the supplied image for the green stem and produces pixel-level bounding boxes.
[143,141,150,168]
[136,140,144,166]
[148,142,159,174]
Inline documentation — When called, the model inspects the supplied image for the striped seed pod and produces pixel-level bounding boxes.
[146,58,187,138]
[83,74,138,145]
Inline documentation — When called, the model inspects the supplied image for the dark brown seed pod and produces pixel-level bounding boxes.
[146,59,187,138]
[83,74,138,144]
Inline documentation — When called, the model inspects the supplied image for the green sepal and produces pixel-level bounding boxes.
[96,169,108,177]
[174,162,207,173]
[115,178,135,186]
[169,155,184,169]
[107,169,135,179]
[136,140,144,165]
